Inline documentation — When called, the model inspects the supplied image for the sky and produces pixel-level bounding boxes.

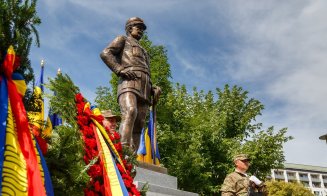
[30,0,327,167]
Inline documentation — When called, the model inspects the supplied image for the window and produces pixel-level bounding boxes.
[299,173,309,181]
[274,171,284,179]
[313,191,321,196]
[322,175,327,183]
[287,172,296,180]
[301,182,309,187]
[311,174,321,182]
[312,182,321,188]
[287,172,295,176]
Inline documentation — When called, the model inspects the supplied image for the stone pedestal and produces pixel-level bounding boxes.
[134,163,198,196]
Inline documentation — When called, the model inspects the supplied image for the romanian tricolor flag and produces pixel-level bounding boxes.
[0,46,54,196]
[137,108,160,165]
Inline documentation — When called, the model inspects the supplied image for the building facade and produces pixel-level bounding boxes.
[271,163,327,196]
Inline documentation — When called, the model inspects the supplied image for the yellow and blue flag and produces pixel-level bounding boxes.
[137,109,160,165]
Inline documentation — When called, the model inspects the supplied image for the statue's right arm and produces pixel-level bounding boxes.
[100,36,126,75]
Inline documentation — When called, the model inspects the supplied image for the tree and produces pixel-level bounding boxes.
[265,181,314,196]
[0,0,41,111]
[156,84,292,194]
[94,86,120,114]
[45,74,88,195]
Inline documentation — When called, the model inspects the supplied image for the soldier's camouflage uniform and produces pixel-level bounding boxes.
[220,171,250,196]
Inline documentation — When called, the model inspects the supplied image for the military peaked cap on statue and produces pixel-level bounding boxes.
[101,110,121,122]
[233,154,250,162]
[125,17,147,30]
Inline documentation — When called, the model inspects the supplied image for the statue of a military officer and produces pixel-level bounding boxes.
[100,17,160,151]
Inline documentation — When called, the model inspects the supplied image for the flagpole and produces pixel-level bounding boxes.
[152,103,157,165]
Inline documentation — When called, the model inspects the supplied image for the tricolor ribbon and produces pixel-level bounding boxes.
[0,46,47,196]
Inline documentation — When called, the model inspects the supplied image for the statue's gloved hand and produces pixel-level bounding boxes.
[119,69,137,80]
[152,86,161,105]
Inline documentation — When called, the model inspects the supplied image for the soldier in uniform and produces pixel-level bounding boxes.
[101,110,121,135]
[100,17,160,151]
[221,154,266,196]
[221,154,251,196]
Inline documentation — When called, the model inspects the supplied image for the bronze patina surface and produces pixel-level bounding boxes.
[100,17,160,150]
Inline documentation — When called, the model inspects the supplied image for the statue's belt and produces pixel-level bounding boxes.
[122,66,150,75]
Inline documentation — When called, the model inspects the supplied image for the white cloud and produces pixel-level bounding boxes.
[213,1,327,166]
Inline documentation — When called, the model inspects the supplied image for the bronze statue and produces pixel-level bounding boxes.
[100,17,160,151]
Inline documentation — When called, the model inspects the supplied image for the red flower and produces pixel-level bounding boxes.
[124,179,133,187]
[88,164,102,178]
[109,134,114,141]
[84,188,95,196]
[92,114,104,124]
[76,103,85,114]
[77,116,89,126]
[126,163,133,171]
[75,93,84,103]
[117,164,124,173]
[100,185,105,195]
[113,131,121,140]
[85,138,97,149]
[84,107,92,117]
[94,180,101,192]
[114,143,122,152]
[90,149,98,157]
[83,155,90,164]
[130,186,141,196]
[81,126,94,137]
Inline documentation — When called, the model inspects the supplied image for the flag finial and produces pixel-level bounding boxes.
[41,59,45,67]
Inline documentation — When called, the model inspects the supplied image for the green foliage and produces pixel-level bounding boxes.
[266,181,314,196]
[139,34,172,94]
[44,74,88,195]
[94,86,119,113]
[0,0,40,83]
[0,0,42,111]
[241,128,293,179]
[157,84,292,195]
